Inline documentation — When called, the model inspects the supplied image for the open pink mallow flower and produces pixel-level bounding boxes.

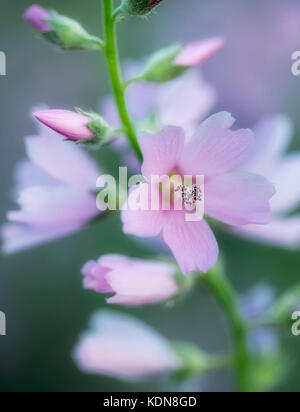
[24,5,52,32]
[73,310,182,380]
[231,115,300,249]
[2,122,100,254]
[82,254,180,306]
[121,112,276,275]
[174,37,225,67]
[33,110,95,141]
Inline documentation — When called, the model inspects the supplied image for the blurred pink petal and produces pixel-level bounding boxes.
[1,222,82,254]
[244,115,293,174]
[33,110,95,141]
[7,186,98,226]
[25,125,99,190]
[162,213,218,275]
[82,254,179,306]
[24,5,51,32]
[73,310,182,380]
[205,172,275,226]
[267,154,300,215]
[174,37,224,67]
[232,216,300,249]
[179,112,255,176]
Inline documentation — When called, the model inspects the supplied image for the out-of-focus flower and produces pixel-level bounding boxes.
[140,38,224,83]
[82,254,180,306]
[121,113,275,275]
[174,38,225,68]
[1,120,100,254]
[102,67,216,169]
[240,284,279,356]
[24,5,51,32]
[73,310,182,380]
[33,110,95,141]
[231,116,300,249]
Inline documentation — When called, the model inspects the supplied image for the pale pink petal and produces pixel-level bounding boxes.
[231,215,300,249]
[157,70,216,138]
[24,5,52,32]
[205,172,275,226]
[162,212,219,275]
[7,186,99,226]
[140,126,185,179]
[25,127,100,190]
[179,112,255,176]
[1,222,83,254]
[174,37,225,67]
[73,310,182,380]
[244,115,293,174]
[102,256,179,306]
[267,154,300,214]
[121,185,164,237]
[13,160,57,194]
[81,261,113,293]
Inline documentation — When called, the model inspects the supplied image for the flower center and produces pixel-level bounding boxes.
[175,184,202,209]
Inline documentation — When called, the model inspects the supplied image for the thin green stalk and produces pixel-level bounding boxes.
[103,0,143,161]
[201,268,250,392]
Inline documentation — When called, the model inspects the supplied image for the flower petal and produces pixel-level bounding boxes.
[7,185,99,226]
[268,154,300,214]
[231,215,300,249]
[140,126,185,179]
[25,125,100,190]
[244,115,293,174]
[179,112,255,176]
[162,212,219,275]
[73,310,182,380]
[205,172,275,225]
[121,185,164,237]
[174,37,225,67]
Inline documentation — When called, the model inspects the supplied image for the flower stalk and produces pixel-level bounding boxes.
[103,0,143,161]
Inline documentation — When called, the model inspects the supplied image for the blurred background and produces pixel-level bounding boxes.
[1,0,300,392]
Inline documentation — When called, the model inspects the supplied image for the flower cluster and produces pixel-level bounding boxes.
[4,2,300,391]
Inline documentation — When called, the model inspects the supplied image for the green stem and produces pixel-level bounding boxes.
[103,0,143,161]
[201,268,250,392]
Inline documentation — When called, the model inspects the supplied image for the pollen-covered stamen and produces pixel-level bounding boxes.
[175,184,202,209]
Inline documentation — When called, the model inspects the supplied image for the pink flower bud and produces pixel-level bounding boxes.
[174,37,225,67]
[24,5,52,32]
[33,110,95,141]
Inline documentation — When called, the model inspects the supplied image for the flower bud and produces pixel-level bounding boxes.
[24,6,101,50]
[121,0,164,16]
[24,5,52,32]
[33,109,112,144]
[139,37,224,83]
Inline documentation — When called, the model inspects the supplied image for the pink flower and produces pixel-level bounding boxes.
[231,115,300,249]
[82,254,180,306]
[2,119,100,254]
[24,5,52,32]
[33,110,95,141]
[174,37,225,67]
[73,310,182,380]
[121,112,275,275]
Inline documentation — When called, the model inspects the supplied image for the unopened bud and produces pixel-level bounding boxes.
[121,0,164,16]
